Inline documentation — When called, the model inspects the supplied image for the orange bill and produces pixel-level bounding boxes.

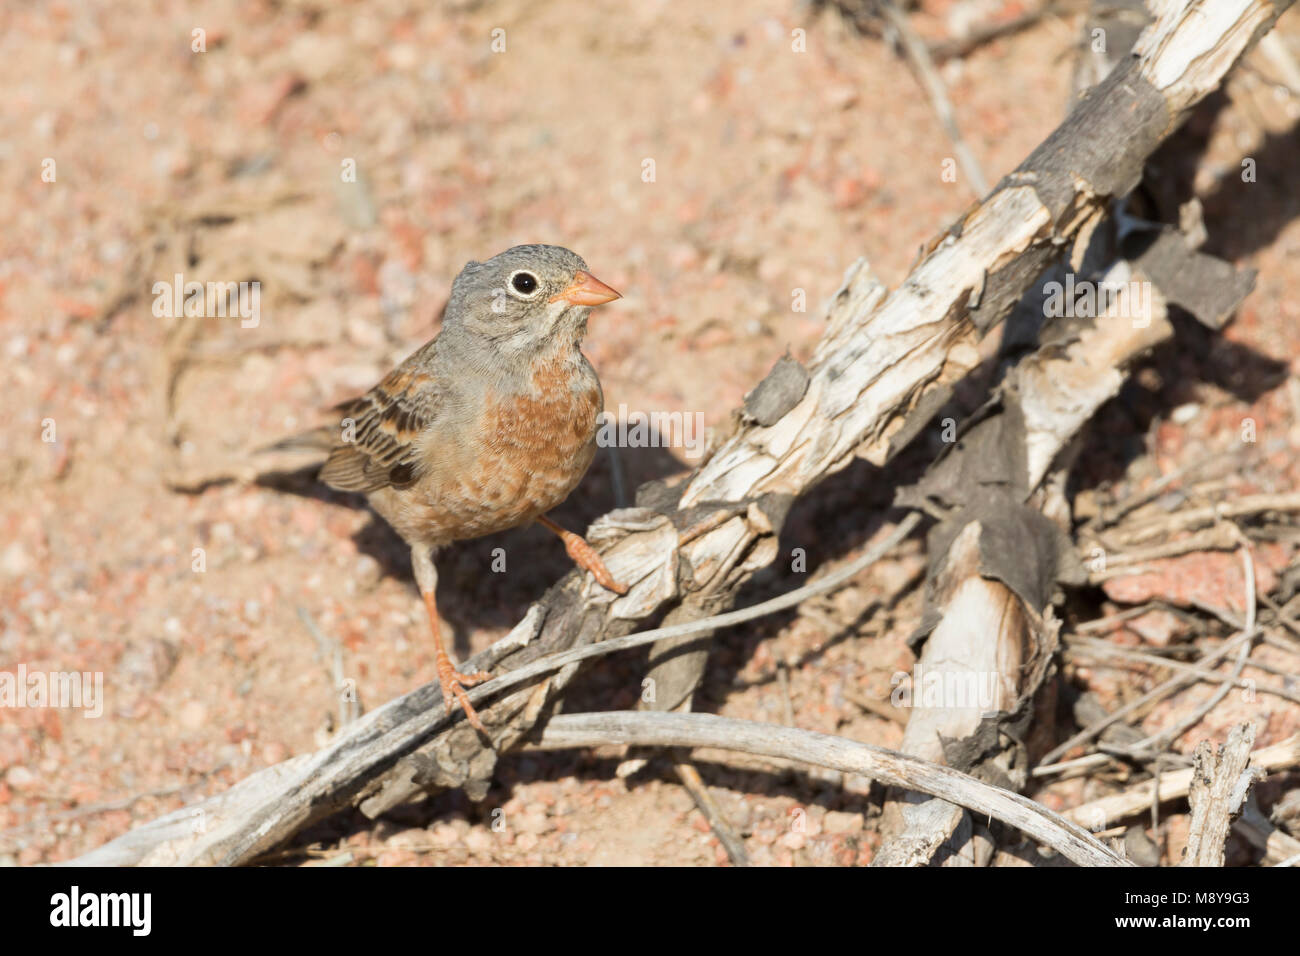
[549,270,622,306]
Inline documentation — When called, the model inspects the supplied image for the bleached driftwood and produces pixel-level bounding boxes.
[874,262,1178,866]
[526,711,1130,867]
[1182,723,1261,866]
[63,0,1294,867]
[1062,733,1300,830]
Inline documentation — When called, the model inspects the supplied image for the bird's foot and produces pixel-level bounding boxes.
[561,531,629,595]
[436,653,492,734]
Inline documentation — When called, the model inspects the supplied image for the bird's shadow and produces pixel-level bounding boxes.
[257,443,688,658]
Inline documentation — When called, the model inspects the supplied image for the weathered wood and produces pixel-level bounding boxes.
[1182,723,1260,866]
[526,711,1130,867]
[1233,797,1300,865]
[1062,733,1300,830]
[875,236,1186,864]
[870,0,1270,866]
[874,524,1060,866]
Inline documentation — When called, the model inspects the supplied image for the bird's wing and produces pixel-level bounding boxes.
[317,345,444,494]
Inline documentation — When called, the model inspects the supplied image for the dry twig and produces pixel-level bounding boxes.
[527,711,1130,867]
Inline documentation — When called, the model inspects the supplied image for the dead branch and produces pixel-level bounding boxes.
[881,0,990,195]
[524,711,1130,867]
[873,251,1182,864]
[1062,732,1300,830]
[867,0,1268,862]
[1182,723,1260,865]
[928,2,1062,64]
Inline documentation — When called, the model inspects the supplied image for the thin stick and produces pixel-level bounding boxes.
[1031,752,1114,779]
[1258,591,1300,649]
[1040,626,1258,766]
[298,605,359,729]
[1063,734,1300,826]
[527,711,1129,867]
[1074,604,1152,633]
[880,0,990,197]
[1102,532,1258,760]
[1065,639,1300,705]
[1097,452,1231,527]
[844,686,909,724]
[1087,524,1239,580]
[927,2,1060,63]
[1117,492,1300,544]
[462,514,923,714]
[674,761,750,866]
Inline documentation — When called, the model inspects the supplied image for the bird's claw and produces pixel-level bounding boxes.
[436,655,492,734]
[562,532,628,595]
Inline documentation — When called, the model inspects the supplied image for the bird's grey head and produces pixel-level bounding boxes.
[444,244,621,358]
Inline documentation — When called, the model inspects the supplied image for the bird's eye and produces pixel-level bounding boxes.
[510,271,539,295]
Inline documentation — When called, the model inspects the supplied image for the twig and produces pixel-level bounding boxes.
[1063,733,1300,827]
[526,711,1130,867]
[1097,452,1233,527]
[1182,723,1259,866]
[844,686,908,724]
[462,514,923,713]
[1075,602,1191,634]
[880,0,990,196]
[1233,796,1300,866]
[1031,752,1114,779]
[1115,492,1300,545]
[298,605,360,729]
[1065,638,1300,705]
[928,2,1060,63]
[1085,524,1240,580]
[1258,591,1300,650]
[674,761,750,866]
[1041,627,1258,766]
[1101,532,1259,760]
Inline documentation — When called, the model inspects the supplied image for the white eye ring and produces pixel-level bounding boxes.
[507,269,542,299]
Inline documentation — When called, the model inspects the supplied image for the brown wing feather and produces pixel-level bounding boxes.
[318,347,443,494]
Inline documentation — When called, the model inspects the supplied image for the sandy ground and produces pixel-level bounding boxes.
[2,0,1299,866]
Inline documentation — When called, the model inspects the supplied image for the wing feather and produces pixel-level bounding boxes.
[318,344,442,494]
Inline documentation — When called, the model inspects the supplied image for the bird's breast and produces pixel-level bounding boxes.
[407,351,602,542]
[480,351,602,488]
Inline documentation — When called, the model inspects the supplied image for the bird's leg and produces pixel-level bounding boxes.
[536,515,628,594]
[412,547,492,734]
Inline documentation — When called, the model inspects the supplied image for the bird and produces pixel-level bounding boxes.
[269,244,627,734]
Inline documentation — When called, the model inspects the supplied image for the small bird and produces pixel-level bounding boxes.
[272,245,627,733]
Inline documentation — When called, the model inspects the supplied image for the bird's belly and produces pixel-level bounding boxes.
[443,434,596,539]
[385,375,601,547]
